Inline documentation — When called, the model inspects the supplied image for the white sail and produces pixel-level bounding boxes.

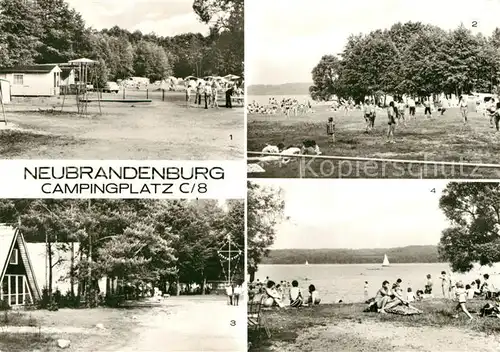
[382,254,390,267]
[305,260,309,265]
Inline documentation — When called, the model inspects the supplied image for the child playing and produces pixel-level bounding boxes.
[307,284,321,305]
[423,99,432,118]
[424,274,433,295]
[326,117,335,143]
[364,281,369,301]
[454,281,474,320]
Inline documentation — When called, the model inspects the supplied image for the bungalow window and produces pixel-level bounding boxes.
[13,74,23,85]
[9,249,18,265]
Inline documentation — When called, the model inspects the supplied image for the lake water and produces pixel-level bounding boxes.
[255,263,500,304]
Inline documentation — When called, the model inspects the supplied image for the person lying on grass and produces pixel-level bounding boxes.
[263,280,285,308]
[454,281,474,320]
[289,280,304,307]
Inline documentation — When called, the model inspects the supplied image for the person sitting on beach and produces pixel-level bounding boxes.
[481,274,497,299]
[454,281,474,320]
[262,143,285,154]
[301,140,322,155]
[424,274,433,295]
[407,287,415,303]
[416,290,424,301]
[306,284,321,305]
[375,280,392,313]
[263,280,285,308]
[289,280,304,307]
[480,297,500,318]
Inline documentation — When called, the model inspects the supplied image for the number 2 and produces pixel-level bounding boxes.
[472,21,478,27]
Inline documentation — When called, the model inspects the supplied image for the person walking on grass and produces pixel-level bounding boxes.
[225,85,234,108]
[326,117,335,144]
[440,271,450,298]
[386,101,396,143]
[459,96,468,124]
[397,99,407,126]
[423,98,432,118]
[493,102,500,132]
[185,85,192,108]
[454,281,474,320]
[408,97,416,120]
[487,99,497,128]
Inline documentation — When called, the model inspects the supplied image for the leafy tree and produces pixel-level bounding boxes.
[133,40,172,81]
[309,55,343,101]
[0,0,43,66]
[438,182,500,272]
[247,182,285,282]
[36,0,87,63]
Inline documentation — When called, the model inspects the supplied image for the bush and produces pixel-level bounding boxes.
[103,294,124,308]
[0,299,11,311]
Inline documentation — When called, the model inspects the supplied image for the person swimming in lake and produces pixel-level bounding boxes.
[307,284,321,305]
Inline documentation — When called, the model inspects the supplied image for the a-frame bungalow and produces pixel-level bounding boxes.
[0,226,41,306]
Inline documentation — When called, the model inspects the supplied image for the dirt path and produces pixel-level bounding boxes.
[272,320,500,352]
[114,298,246,352]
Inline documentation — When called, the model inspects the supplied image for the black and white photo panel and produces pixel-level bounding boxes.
[246,0,500,178]
[247,179,500,351]
[0,198,245,352]
[0,0,244,160]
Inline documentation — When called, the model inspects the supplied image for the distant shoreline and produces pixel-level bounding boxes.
[247,82,312,96]
[261,245,441,265]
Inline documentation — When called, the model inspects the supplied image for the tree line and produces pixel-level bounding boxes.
[0,199,244,305]
[261,246,441,265]
[0,0,243,85]
[310,22,500,103]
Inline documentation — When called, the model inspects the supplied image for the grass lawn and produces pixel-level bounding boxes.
[247,105,500,178]
[0,91,243,159]
[248,299,500,351]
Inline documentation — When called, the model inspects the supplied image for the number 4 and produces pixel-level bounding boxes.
[430,188,436,193]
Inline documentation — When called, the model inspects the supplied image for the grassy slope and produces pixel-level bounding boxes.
[247,106,500,178]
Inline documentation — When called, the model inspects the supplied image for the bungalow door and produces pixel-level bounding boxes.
[0,274,32,306]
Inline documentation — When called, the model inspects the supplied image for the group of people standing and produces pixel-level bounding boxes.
[186,80,242,109]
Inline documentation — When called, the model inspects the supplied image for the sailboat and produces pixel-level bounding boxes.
[305,260,309,265]
[382,254,390,267]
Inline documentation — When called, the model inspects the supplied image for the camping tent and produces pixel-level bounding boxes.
[0,78,10,104]
[223,74,240,81]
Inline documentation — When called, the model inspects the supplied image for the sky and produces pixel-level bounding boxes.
[66,0,209,36]
[246,0,500,85]
[253,180,451,250]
